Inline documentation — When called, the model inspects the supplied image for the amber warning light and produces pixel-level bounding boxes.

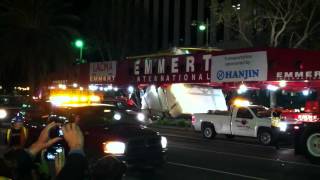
[48,89,101,106]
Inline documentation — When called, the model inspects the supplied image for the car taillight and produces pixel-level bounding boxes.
[191,115,196,125]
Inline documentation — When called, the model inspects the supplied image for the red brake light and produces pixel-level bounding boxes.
[127,99,135,106]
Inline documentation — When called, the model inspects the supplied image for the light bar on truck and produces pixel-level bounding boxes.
[49,95,101,106]
[233,99,250,107]
[48,88,102,107]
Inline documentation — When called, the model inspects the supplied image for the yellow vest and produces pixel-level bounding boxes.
[6,127,28,145]
[0,176,13,180]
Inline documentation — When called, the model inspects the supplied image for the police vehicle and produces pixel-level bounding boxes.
[26,89,167,167]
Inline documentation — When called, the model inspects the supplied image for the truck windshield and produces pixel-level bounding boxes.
[250,106,271,118]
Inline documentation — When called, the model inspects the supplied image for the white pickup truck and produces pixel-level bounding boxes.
[192,105,281,145]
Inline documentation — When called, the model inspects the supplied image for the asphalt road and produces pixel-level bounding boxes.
[124,126,320,180]
[1,126,319,180]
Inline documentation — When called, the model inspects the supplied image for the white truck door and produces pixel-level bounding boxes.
[232,107,255,136]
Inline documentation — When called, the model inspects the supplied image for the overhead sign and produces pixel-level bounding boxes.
[90,61,117,83]
[276,71,320,80]
[52,80,68,84]
[130,54,212,84]
[211,51,268,82]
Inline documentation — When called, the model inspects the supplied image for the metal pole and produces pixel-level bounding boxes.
[80,47,83,62]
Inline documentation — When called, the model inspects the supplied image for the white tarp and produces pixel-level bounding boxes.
[141,84,228,118]
[211,51,268,82]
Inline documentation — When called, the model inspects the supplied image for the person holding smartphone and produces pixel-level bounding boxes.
[0,122,88,180]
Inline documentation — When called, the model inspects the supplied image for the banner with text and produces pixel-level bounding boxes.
[90,61,117,83]
[126,54,213,85]
[211,51,268,82]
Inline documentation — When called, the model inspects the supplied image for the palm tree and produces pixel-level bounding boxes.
[0,0,80,90]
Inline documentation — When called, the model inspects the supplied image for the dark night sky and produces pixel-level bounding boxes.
[66,0,89,16]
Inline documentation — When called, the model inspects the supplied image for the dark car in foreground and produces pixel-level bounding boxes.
[27,103,167,168]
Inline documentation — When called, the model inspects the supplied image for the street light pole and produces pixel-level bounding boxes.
[75,39,84,64]
[79,46,83,62]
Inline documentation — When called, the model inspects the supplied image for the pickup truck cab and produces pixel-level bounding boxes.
[192,105,280,145]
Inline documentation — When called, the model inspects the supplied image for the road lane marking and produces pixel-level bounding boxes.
[170,144,320,168]
[168,161,268,180]
[162,133,293,150]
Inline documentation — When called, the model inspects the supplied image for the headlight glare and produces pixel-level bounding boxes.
[103,141,126,154]
[0,109,7,119]
[161,136,167,149]
[113,113,121,120]
[278,122,287,132]
[137,113,145,122]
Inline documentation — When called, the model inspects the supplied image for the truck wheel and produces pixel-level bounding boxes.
[202,124,216,139]
[301,127,320,164]
[258,129,273,145]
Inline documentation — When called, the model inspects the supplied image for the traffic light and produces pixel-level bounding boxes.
[75,39,84,48]
[198,24,206,31]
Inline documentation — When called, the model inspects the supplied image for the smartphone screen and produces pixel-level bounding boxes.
[58,128,63,137]
[44,144,64,161]
[49,126,63,138]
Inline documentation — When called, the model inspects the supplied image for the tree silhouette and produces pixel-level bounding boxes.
[213,0,320,48]
[0,0,80,90]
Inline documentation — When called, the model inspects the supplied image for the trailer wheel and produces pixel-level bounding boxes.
[301,126,320,164]
[258,129,273,145]
[202,124,216,139]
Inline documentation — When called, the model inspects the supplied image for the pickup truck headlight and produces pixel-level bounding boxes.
[0,109,7,119]
[103,141,126,154]
[161,136,167,149]
[137,113,145,122]
[278,122,287,132]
